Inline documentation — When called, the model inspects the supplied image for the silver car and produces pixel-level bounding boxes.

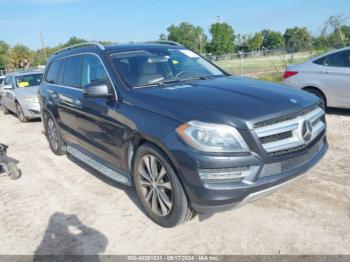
[283,47,350,109]
[0,71,43,122]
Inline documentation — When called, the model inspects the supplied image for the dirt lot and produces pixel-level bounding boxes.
[0,109,349,255]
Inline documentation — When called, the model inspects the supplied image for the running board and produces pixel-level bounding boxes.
[67,145,131,186]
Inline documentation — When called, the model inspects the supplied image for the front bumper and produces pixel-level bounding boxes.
[162,132,328,214]
[22,101,41,119]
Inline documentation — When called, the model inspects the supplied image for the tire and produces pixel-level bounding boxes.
[0,98,9,115]
[44,113,66,156]
[133,143,195,227]
[16,102,28,123]
[306,89,326,110]
[7,162,21,180]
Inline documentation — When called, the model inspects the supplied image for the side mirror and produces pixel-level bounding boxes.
[84,82,112,98]
[3,85,12,90]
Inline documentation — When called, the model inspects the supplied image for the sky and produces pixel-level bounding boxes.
[0,0,349,50]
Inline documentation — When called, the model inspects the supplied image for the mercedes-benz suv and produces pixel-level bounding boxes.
[39,41,328,227]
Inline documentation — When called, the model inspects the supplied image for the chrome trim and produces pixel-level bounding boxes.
[67,145,130,186]
[234,173,306,209]
[44,52,118,100]
[54,42,105,55]
[255,107,325,154]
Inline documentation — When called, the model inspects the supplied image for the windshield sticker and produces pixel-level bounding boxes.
[179,50,200,58]
[18,82,29,88]
[164,85,192,90]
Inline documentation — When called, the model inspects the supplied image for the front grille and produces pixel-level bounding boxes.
[254,107,325,156]
[260,140,323,178]
[259,131,293,144]
[254,105,317,128]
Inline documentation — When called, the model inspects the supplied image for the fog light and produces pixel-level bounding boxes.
[199,166,259,183]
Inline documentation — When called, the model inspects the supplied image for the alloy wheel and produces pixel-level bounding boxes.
[47,118,59,151]
[138,155,173,216]
[16,104,25,121]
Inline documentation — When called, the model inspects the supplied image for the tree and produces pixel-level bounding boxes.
[247,32,263,51]
[8,44,35,69]
[261,29,285,50]
[159,34,167,41]
[0,41,10,70]
[283,27,312,52]
[322,15,349,48]
[166,22,207,53]
[207,22,235,55]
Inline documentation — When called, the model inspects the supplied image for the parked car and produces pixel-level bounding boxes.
[283,47,350,109]
[0,71,43,122]
[39,42,327,227]
[0,76,5,85]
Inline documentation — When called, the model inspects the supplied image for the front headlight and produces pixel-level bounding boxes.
[176,121,249,153]
[24,97,38,103]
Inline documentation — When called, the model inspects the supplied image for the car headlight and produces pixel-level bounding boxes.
[24,97,38,103]
[176,121,249,153]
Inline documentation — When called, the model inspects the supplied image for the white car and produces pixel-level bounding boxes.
[283,47,350,109]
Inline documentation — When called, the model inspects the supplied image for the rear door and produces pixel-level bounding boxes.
[74,53,124,168]
[316,50,350,108]
[2,76,16,112]
[56,55,84,144]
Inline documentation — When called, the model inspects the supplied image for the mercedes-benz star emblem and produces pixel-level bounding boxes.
[300,120,313,142]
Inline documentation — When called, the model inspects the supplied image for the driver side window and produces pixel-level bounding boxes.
[81,54,110,88]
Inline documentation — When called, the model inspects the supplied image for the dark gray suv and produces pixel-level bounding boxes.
[39,41,327,227]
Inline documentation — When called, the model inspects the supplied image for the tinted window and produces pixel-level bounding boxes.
[4,76,11,85]
[62,56,82,88]
[45,60,61,84]
[313,57,325,66]
[81,55,109,87]
[110,49,224,87]
[324,50,350,68]
[16,74,42,88]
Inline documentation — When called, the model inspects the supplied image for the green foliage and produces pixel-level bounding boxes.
[261,29,285,49]
[0,41,10,70]
[159,34,167,41]
[8,44,35,69]
[284,27,312,52]
[166,22,207,53]
[207,22,235,55]
[247,32,263,51]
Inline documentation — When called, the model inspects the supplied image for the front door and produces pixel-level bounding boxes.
[74,54,126,169]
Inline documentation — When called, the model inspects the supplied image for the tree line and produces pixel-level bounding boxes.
[0,15,349,71]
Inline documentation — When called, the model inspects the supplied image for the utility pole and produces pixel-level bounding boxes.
[199,34,203,54]
[216,15,221,23]
[40,31,47,64]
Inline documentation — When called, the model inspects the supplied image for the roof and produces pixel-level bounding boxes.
[6,70,43,77]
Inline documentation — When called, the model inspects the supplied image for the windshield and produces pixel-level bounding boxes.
[110,48,225,88]
[16,73,42,88]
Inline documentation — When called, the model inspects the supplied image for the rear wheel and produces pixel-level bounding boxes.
[44,113,66,156]
[133,143,195,227]
[305,89,326,110]
[0,98,9,115]
[16,103,28,122]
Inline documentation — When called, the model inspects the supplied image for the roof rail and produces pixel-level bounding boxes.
[145,40,183,47]
[54,42,105,55]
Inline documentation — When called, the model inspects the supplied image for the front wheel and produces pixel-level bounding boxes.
[16,103,28,122]
[133,143,195,227]
[44,113,66,156]
[0,98,9,115]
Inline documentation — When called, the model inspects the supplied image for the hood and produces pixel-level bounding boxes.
[15,86,39,97]
[125,76,319,129]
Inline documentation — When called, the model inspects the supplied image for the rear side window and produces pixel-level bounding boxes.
[4,76,11,85]
[81,54,109,88]
[45,60,61,84]
[62,56,82,88]
[322,50,350,68]
[313,57,325,66]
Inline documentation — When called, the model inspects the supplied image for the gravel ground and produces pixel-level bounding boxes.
[0,109,349,255]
